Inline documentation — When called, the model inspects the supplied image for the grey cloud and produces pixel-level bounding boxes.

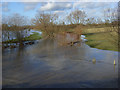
[39,2,73,11]
[0,3,2,7]
[54,10,65,14]
[24,5,36,11]
[23,2,38,11]
[73,2,117,18]
[73,2,115,9]
[2,2,8,7]
[3,7,10,12]
[2,2,10,12]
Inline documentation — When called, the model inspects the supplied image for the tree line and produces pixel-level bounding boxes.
[2,7,118,40]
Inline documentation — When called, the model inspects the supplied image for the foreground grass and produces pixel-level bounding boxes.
[84,32,118,51]
[3,32,42,43]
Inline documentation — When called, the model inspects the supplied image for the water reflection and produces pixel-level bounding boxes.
[56,32,81,46]
[2,37,118,88]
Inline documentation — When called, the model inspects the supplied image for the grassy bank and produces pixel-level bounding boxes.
[82,27,112,34]
[58,25,118,51]
[23,32,42,41]
[84,31,118,51]
[3,32,42,43]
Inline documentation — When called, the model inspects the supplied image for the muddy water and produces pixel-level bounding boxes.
[2,36,118,88]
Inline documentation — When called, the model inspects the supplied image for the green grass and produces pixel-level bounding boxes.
[84,32,118,51]
[3,32,42,43]
[82,27,117,34]
[23,32,42,41]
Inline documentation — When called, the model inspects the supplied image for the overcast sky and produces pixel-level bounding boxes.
[1,1,118,21]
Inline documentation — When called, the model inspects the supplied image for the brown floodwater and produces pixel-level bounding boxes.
[2,34,118,88]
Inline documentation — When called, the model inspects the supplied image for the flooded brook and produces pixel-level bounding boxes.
[2,34,118,88]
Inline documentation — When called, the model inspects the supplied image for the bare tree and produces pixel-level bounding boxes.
[8,13,28,29]
[86,17,96,25]
[2,13,28,46]
[104,7,118,49]
[96,17,103,24]
[67,9,86,24]
[32,12,59,37]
